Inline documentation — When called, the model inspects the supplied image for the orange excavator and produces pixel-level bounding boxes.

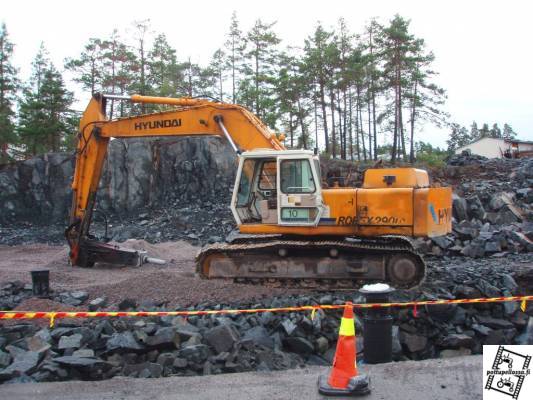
[66,93,452,288]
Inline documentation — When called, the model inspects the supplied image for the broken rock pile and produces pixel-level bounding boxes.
[1,255,532,384]
[417,157,533,257]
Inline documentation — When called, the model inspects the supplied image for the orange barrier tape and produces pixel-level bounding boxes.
[0,295,531,328]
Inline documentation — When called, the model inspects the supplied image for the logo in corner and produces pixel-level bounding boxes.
[484,345,532,399]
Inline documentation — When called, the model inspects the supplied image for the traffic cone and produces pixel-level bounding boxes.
[318,302,370,396]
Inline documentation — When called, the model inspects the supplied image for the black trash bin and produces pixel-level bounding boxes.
[359,284,395,364]
[31,270,50,298]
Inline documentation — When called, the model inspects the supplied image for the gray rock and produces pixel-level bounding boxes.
[26,336,51,353]
[58,333,83,350]
[281,319,297,336]
[241,326,274,349]
[475,315,514,330]
[177,344,210,363]
[146,327,180,349]
[123,362,162,378]
[461,241,485,258]
[0,351,44,380]
[466,195,486,220]
[515,317,533,345]
[437,334,474,349]
[0,350,12,369]
[476,280,501,298]
[392,326,402,355]
[284,337,314,355]
[156,353,175,367]
[400,332,427,353]
[53,356,110,368]
[106,331,144,353]
[118,298,137,310]
[173,357,188,368]
[452,194,468,221]
[205,324,239,353]
[432,236,453,249]
[72,349,95,358]
[88,297,107,311]
[315,336,329,354]
[472,324,492,336]
[70,291,89,302]
[440,348,472,358]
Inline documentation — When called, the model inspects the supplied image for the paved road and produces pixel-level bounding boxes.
[0,355,482,400]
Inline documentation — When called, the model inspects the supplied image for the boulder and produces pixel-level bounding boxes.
[177,344,210,363]
[88,297,107,311]
[400,332,427,353]
[241,326,274,349]
[106,332,144,353]
[58,333,83,350]
[437,334,474,349]
[284,337,314,355]
[205,324,239,354]
[53,356,110,369]
[466,195,486,220]
[452,194,468,221]
[0,350,12,369]
[0,351,44,380]
[145,327,180,349]
[475,316,514,330]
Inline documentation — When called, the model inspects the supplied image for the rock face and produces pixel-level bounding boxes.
[0,137,236,224]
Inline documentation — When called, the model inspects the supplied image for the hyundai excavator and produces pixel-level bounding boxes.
[66,93,452,288]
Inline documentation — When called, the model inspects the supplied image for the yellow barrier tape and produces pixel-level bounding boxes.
[1,295,532,327]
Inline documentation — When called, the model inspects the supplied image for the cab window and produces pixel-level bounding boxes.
[258,161,276,190]
[280,159,316,193]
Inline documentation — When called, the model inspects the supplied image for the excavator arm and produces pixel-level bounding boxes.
[67,93,284,267]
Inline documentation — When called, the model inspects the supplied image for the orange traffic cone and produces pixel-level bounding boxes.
[318,302,370,396]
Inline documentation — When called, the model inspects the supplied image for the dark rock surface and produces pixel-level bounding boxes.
[0,137,236,226]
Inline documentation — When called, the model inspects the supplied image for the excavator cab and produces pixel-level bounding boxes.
[231,150,324,227]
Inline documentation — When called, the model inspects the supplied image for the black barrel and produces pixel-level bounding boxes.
[31,270,50,298]
[359,284,395,364]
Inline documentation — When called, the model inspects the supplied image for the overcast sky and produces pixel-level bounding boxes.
[3,0,532,147]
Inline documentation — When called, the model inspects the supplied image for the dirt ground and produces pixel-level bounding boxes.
[0,240,293,308]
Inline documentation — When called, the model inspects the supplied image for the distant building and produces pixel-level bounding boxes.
[455,137,533,159]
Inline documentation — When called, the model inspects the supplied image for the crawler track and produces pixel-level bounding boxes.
[196,236,425,289]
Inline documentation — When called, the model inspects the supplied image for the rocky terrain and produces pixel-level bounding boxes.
[0,146,532,384]
[0,253,532,383]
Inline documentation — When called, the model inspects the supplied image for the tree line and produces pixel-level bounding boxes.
[2,14,449,163]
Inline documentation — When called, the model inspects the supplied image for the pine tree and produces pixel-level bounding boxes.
[209,49,226,102]
[503,123,517,140]
[490,123,502,138]
[470,122,479,140]
[405,45,447,162]
[243,19,281,127]
[479,123,490,138]
[377,15,422,162]
[276,50,312,149]
[0,23,19,162]
[18,44,75,155]
[130,20,152,113]
[303,24,335,155]
[446,123,470,152]
[101,30,135,117]
[65,38,105,95]
[224,12,245,103]
[147,33,183,102]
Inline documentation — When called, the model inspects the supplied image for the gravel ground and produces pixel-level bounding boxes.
[0,240,296,308]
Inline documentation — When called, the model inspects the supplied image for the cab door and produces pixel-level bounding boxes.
[277,156,323,226]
